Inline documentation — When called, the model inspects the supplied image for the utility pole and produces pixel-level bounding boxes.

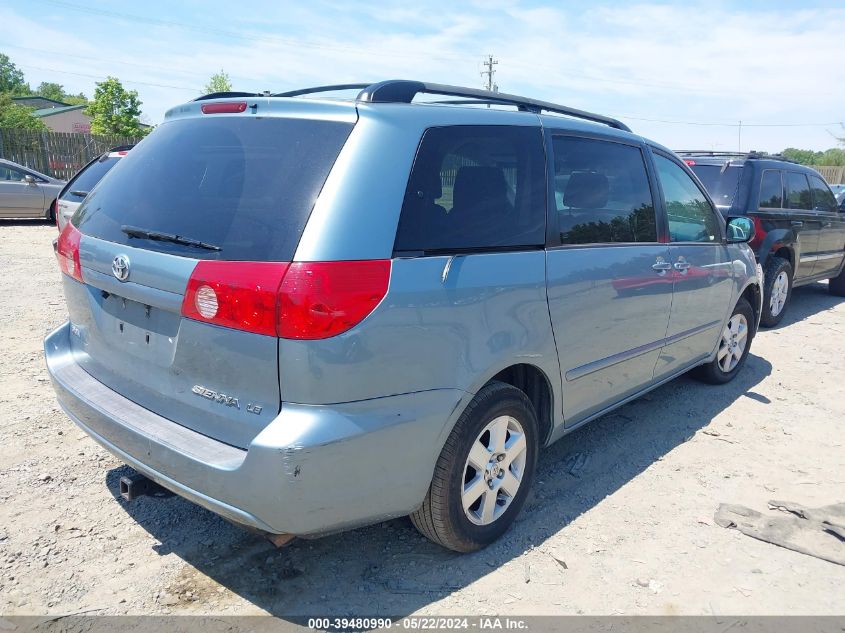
[738,120,742,152]
[481,55,498,92]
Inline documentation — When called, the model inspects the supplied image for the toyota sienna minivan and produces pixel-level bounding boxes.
[45,80,762,552]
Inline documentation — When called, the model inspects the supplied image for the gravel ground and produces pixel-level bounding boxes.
[1,221,844,618]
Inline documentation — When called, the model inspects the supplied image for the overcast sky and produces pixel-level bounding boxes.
[3,0,844,152]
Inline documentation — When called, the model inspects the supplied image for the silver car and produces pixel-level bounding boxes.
[0,159,64,221]
[56,146,134,231]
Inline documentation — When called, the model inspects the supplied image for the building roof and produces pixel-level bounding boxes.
[12,96,71,109]
[32,105,88,117]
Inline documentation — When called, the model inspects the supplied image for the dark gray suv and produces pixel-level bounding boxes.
[679,151,845,325]
[46,81,762,552]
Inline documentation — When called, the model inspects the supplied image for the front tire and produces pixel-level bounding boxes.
[410,382,539,553]
[760,256,792,327]
[696,297,754,385]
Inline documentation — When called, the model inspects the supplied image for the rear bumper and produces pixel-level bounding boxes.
[45,322,464,535]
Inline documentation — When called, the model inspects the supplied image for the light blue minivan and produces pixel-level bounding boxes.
[45,81,762,552]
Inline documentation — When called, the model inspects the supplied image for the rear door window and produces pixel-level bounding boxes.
[393,125,546,253]
[689,164,743,206]
[759,169,783,209]
[809,175,837,212]
[785,172,812,210]
[75,116,353,261]
[60,155,123,202]
[551,136,656,245]
[654,154,720,243]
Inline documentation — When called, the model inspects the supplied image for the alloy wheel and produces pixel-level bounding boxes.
[461,415,528,526]
[769,271,789,317]
[717,313,749,373]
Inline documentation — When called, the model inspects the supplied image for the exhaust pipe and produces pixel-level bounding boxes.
[119,471,166,501]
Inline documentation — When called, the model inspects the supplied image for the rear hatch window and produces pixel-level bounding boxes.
[60,156,122,202]
[63,113,354,448]
[689,163,743,207]
[74,116,354,261]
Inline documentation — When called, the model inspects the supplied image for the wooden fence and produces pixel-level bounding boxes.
[0,128,140,181]
[815,166,845,185]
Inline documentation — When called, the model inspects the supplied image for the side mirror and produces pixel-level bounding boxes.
[726,216,755,243]
[23,175,36,185]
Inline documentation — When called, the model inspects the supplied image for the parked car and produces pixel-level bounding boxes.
[678,151,845,325]
[55,146,134,231]
[45,81,762,552]
[0,159,64,221]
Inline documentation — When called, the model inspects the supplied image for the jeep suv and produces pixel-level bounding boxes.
[678,151,845,326]
[45,81,761,552]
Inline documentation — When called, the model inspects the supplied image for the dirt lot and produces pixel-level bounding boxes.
[1,222,844,618]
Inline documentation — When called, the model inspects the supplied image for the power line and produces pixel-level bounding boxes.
[32,0,464,64]
[20,61,842,130]
[16,63,201,93]
[616,114,844,127]
[24,0,746,98]
[17,61,842,130]
[4,43,267,88]
[5,43,210,81]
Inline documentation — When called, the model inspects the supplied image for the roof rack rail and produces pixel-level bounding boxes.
[193,91,265,102]
[676,150,749,157]
[273,84,371,98]
[676,150,798,164]
[273,80,632,132]
[430,99,537,111]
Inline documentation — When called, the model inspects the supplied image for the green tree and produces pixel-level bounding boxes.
[35,82,87,105]
[35,81,66,101]
[818,148,845,166]
[781,148,819,165]
[85,76,147,137]
[0,53,30,95]
[63,93,88,106]
[0,93,47,130]
[781,146,845,166]
[204,70,232,94]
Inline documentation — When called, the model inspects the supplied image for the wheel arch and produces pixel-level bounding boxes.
[757,229,795,269]
[45,198,57,222]
[483,363,556,447]
[738,280,762,336]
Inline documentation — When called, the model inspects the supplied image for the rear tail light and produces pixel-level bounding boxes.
[277,261,391,339]
[201,102,247,114]
[56,222,83,282]
[748,215,766,252]
[181,260,391,339]
[683,159,696,166]
[182,262,289,336]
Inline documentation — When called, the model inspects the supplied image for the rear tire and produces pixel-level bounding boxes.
[829,265,845,297]
[47,200,57,224]
[696,297,754,385]
[760,256,792,327]
[410,382,539,553]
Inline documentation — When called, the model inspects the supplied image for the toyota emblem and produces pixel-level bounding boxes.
[112,255,130,282]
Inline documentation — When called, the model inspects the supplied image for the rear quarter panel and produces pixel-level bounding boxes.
[277,252,560,408]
